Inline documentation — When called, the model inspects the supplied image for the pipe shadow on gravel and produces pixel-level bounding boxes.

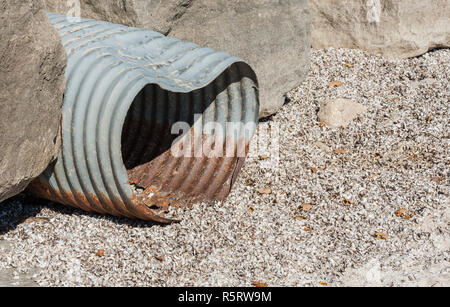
[0,194,43,235]
[0,193,166,235]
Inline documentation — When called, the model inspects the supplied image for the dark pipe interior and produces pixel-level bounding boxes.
[120,63,257,204]
[121,64,247,172]
[121,84,196,171]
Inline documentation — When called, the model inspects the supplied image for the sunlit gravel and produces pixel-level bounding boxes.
[0,48,449,287]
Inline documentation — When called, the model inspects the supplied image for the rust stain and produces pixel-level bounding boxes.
[28,132,250,223]
[126,131,250,214]
[28,179,175,224]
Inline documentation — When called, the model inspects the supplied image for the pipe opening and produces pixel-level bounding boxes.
[27,14,261,222]
[120,63,257,214]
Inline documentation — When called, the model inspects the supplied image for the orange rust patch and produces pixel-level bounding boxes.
[28,133,251,223]
[27,178,175,224]
[125,131,250,214]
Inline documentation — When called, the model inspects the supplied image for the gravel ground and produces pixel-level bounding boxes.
[0,48,449,287]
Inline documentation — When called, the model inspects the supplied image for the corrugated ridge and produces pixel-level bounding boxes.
[47,13,243,93]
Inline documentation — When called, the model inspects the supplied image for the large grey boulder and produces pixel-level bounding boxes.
[0,0,66,202]
[311,0,450,59]
[44,0,311,117]
[166,0,311,118]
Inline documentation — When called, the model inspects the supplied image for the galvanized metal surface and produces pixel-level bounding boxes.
[28,13,260,222]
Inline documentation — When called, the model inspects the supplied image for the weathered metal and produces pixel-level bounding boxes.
[27,13,259,222]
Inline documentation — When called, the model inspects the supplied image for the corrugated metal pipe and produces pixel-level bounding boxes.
[27,13,260,223]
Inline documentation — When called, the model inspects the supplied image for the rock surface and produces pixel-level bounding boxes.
[0,0,66,202]
[341,258,450,287]
[311,0,450,59]
[318,98,367,128]
[0,269,40,287]
[44,0,311,117]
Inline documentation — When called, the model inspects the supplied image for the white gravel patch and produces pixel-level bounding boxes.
[0,48,449,287]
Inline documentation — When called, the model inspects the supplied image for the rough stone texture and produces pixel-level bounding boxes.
[44,0,139,28]
[341,258,450,287]
[318,98,367,128]
[0,0,66,202]
[311,0,450,59]
[0,268,40,287]
[44,0,311,117]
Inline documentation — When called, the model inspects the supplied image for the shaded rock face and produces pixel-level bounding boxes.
[0,0,66,202]
[44,0,312,118]
[311,0,450,59]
